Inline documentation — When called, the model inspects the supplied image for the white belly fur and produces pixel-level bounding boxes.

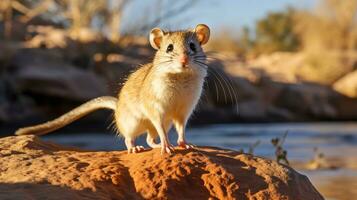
[151,74,205,121]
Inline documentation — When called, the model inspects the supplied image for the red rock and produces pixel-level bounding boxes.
[0,135,323,200]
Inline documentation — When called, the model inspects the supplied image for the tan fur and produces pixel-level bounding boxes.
[15,24,211,154]
[15,96,117,136]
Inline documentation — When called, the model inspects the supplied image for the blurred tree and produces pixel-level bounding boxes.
[0,0,57,39]
[49,0,108,41]
[0,0,200,43]
[105,0,128,43]
[0,0,32,39]
[238,27,253,53]
[0,0,13,39]
[253,8,300,54]
[125,0,199,35]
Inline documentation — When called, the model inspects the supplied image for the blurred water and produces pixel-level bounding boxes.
[43,122,357,200]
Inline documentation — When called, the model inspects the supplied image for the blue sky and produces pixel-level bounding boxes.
[188,0,315,29]
[122,0,316,35]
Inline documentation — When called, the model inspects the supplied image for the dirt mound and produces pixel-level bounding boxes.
[0,135,323,200]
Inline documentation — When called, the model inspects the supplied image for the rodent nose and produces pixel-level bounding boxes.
[179,54,188,66]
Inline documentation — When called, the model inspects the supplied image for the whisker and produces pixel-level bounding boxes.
[195,60,240,115]
[222,72,240,115]
[156,60,173,65]
[201,73,215,103]
[171,52,179,56]
[209,72,220,102]
[159,56,174,59]
[204,52,240,102]
[195,61,228,104]
[193,61,219,102]
[208,68,228,104]
[210,67,239,115]
[193,61,208,69]
[194,55,207,58]
[194,59,207,62]
[209,67,234,105]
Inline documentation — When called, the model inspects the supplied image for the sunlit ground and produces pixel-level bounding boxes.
[43,122,357,200]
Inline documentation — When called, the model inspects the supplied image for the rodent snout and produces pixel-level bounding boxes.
[179,54,189,67]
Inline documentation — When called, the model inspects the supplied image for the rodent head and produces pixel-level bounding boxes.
[149,24,210,75]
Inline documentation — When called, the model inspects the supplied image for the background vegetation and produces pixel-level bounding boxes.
[1,0,357,131]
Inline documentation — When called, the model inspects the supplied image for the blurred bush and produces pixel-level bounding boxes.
[207,28,251,56]
[208,8,300,58]
[294,0,357,84]
[253,7,300,55]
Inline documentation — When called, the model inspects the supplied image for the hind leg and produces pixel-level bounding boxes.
[115,110,146,153]
[125,137,145,153]
[146,128,161,148]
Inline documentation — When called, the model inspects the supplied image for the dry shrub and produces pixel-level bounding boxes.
[294,0,357,84]
[295,0,357,51]
[253,8,299,54]
[207,29,243,55]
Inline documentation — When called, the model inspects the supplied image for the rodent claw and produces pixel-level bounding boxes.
[161,144,175,155]
[178,141,195,149]
[128,146,146,154]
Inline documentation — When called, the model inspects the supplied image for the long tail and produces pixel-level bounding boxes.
[15,96,117,136]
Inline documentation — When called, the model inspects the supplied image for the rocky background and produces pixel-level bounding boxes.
[2,0,357,134]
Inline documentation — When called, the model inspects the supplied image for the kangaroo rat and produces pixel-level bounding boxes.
[15,24,210,154]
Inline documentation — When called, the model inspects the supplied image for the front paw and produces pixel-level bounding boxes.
[177,140,195,149]
[161,143,175,155]
[127,146,145,153]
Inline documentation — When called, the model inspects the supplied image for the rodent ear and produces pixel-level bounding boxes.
[194,24,210,45]
[150,28,164,50]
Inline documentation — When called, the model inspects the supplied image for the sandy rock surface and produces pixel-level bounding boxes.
[334,70,357,98]
[0,135,323,200]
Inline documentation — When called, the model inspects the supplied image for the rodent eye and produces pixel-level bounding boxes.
[166,44,174,53]
[189,42,196,52]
